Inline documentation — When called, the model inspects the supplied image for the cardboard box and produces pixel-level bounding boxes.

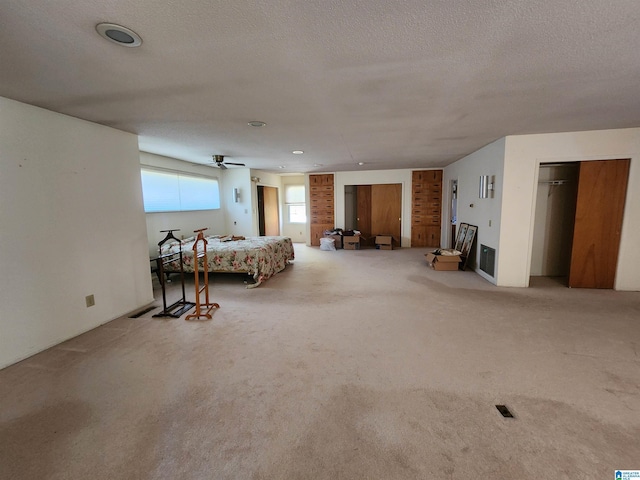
[375,235,393,250]
[324,234,342,249]
[343,236,361,250]
[425,251,461,271]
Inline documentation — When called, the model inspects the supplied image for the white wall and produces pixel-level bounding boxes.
[443,138,506,284]
[281,174,307,243]
[223,167,253,237]
[502,128,640,290]
[0,97,153,368]
[140,152,228,256]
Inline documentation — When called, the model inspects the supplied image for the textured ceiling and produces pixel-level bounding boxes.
[1,1,639,173]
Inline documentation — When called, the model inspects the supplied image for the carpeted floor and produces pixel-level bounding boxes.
[1,245,639,479]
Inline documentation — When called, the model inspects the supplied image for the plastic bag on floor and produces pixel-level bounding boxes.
[320,237,336,251]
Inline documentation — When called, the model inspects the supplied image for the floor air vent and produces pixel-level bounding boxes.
[496,405,514,418]
[129,306,156,318]
[480,244,496,277]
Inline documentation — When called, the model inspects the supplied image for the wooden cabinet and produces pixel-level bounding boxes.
[411,226,440,247]
[309,174,334,187]
[411,170,442,247]
[309,174,334,246]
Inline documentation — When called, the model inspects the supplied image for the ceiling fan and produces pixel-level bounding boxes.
[211,155,245,170]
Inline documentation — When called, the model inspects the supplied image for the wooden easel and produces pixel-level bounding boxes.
[152,229,196,318]
[186,228,220,320]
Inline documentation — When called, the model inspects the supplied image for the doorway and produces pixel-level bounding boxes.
[345,184,402,247]
[257,186,280,236]
[530,159,630,288]
[530,163,579,281]
[450,180,458,249]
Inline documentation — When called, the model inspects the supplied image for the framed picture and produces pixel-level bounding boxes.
[460,224,477,263]
[454,223,468,252]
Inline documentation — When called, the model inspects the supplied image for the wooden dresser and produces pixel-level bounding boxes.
[309,174,335,246]
[411,170,442,247]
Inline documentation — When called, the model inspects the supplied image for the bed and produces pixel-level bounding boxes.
[159,235,294,288]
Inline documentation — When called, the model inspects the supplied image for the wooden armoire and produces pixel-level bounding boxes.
[309,174,335,246]
[411,170,443,247]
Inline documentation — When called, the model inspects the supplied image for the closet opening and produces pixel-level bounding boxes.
[257,185,280,236]
[530,162,579,286]
[531,159,630,288]
[345,184,402,248]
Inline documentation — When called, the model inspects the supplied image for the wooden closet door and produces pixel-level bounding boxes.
[371,184,402,246]
[568,159,630,288]
[263,186,280,236]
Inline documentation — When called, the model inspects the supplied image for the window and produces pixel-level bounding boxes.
[141,168,220,212]
[285,184,306,223]
[288,205,307,223]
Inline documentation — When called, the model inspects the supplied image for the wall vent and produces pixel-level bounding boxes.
[480,244,496,277]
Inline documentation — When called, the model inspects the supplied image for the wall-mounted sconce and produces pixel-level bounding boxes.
[233,187,240,203]
[251,176,260,183]
[479,175,495,198]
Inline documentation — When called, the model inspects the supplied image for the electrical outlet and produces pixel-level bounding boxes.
[85,294,95,308]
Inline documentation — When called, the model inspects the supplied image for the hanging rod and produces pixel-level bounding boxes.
[539,180,570,185]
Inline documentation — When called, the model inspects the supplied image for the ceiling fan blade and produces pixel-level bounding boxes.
[225,162,246,166]
[218,163,228,170]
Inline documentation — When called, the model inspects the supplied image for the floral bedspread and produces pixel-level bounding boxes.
[161,236,294,288]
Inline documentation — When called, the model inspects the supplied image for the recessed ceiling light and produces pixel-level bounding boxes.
[248,121,266,127]
[96,23,142,47]
[278,165,286,169]
[314,163,323,167]
[358,162,365,166]
[292,150,304,155]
